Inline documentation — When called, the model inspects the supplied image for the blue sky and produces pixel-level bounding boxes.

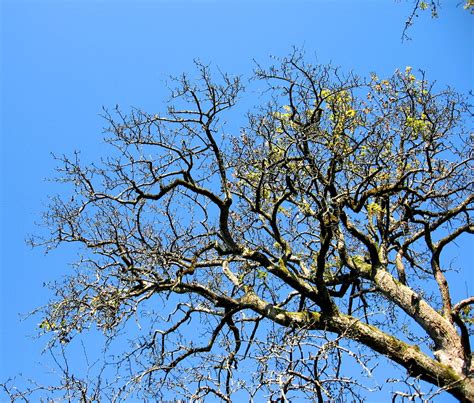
[1,0,472,400]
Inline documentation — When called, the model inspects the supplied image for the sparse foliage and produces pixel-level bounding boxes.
[402,0,473,41]
[4,53,474,401]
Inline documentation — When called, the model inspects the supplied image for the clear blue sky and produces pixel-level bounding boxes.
[1,0,472,401]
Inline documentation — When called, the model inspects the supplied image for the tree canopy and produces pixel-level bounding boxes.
[7,54,474,401]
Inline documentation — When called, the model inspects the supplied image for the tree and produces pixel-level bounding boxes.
[10,53,474,401]
[402,0,474,41]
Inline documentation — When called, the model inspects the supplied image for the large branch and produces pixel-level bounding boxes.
[238,290,473,401]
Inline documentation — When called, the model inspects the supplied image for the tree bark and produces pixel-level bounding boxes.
[239,290,474,401]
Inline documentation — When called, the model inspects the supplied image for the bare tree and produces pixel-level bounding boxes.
[9,53,474,401]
